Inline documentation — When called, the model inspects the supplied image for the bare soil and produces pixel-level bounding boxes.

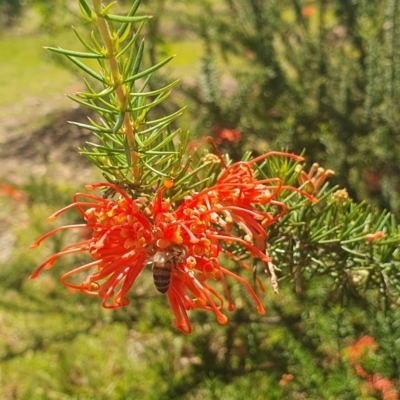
[0,103,98,184]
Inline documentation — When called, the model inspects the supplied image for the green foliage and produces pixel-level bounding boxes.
[2,1,400,398]
[3,158,396,399]
[273,185,400,304]
[175,0,400,216]
[45,0,219,199]
[0,0,22,27]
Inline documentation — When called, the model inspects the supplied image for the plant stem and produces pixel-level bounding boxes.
[92,0,140,184]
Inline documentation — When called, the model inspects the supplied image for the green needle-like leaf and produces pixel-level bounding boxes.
[65,55,105,82]
[341,246,368,257]
[171,156,192,182]
[72,26,98,53]
[91,117,113,131]
[69,121,104,133]
[129,80,180,97]
[142,160,170,177]
[45,47,104,59]
[127,91,172,113]
[341,235,373,245]
[144,150,178,156]
[101,1,117,15]
[143,125,173,148]
[379,237,400,245]
[113,113,125,134]
[117,22,131,43]
[78,0,92,21]
[136,122,171,144]
[125,55,175,84]
[142,108,185,126]
[76,85,116,98]
[117,0,142,38]
[102,14,149,23]
[375,211,392,231]
[124,135,131,167]
[66,95,118,115]
[117,21,145,59]
[174,163,212,187]
[90,30,104,53]
[126,40,145,85]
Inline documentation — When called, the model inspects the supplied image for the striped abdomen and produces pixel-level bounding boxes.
[152,259,173,293]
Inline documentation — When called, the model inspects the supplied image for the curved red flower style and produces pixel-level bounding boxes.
[30,182,153,308]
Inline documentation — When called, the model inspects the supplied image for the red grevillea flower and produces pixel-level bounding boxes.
[212,127,241,144]
[0,183,27,202]
[345,336,399,400]
[148,153,316,333]
[30,182,153,308]
[346,335,377,364]
[30,152,315,334]
[302,6,314,17]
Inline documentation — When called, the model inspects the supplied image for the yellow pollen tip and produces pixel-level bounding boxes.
[173,236,183,244]
[164,179,174,189]
[257,304,265,314]
[87,282,100,291]
[186,256,196,269]
[217,314,228,325]
[85,184,95,190]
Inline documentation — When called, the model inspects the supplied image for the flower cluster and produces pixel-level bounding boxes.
[345,336,399,400]
[296,162,335,195]
[212,127,241,144]
[30,183,152,309]
[30,152,315,334]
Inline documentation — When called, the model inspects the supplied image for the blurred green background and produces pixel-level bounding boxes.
[1,0,400,398]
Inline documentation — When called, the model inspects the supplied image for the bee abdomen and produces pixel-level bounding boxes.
[152,265,172,293]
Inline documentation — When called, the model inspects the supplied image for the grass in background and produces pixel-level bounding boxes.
[0,34,76,107]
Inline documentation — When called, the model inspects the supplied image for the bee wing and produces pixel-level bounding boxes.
[151,251,167,264]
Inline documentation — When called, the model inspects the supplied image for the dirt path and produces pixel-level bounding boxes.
[0,101,98,184]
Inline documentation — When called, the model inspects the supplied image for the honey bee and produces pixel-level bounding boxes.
[151,245,187,293]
